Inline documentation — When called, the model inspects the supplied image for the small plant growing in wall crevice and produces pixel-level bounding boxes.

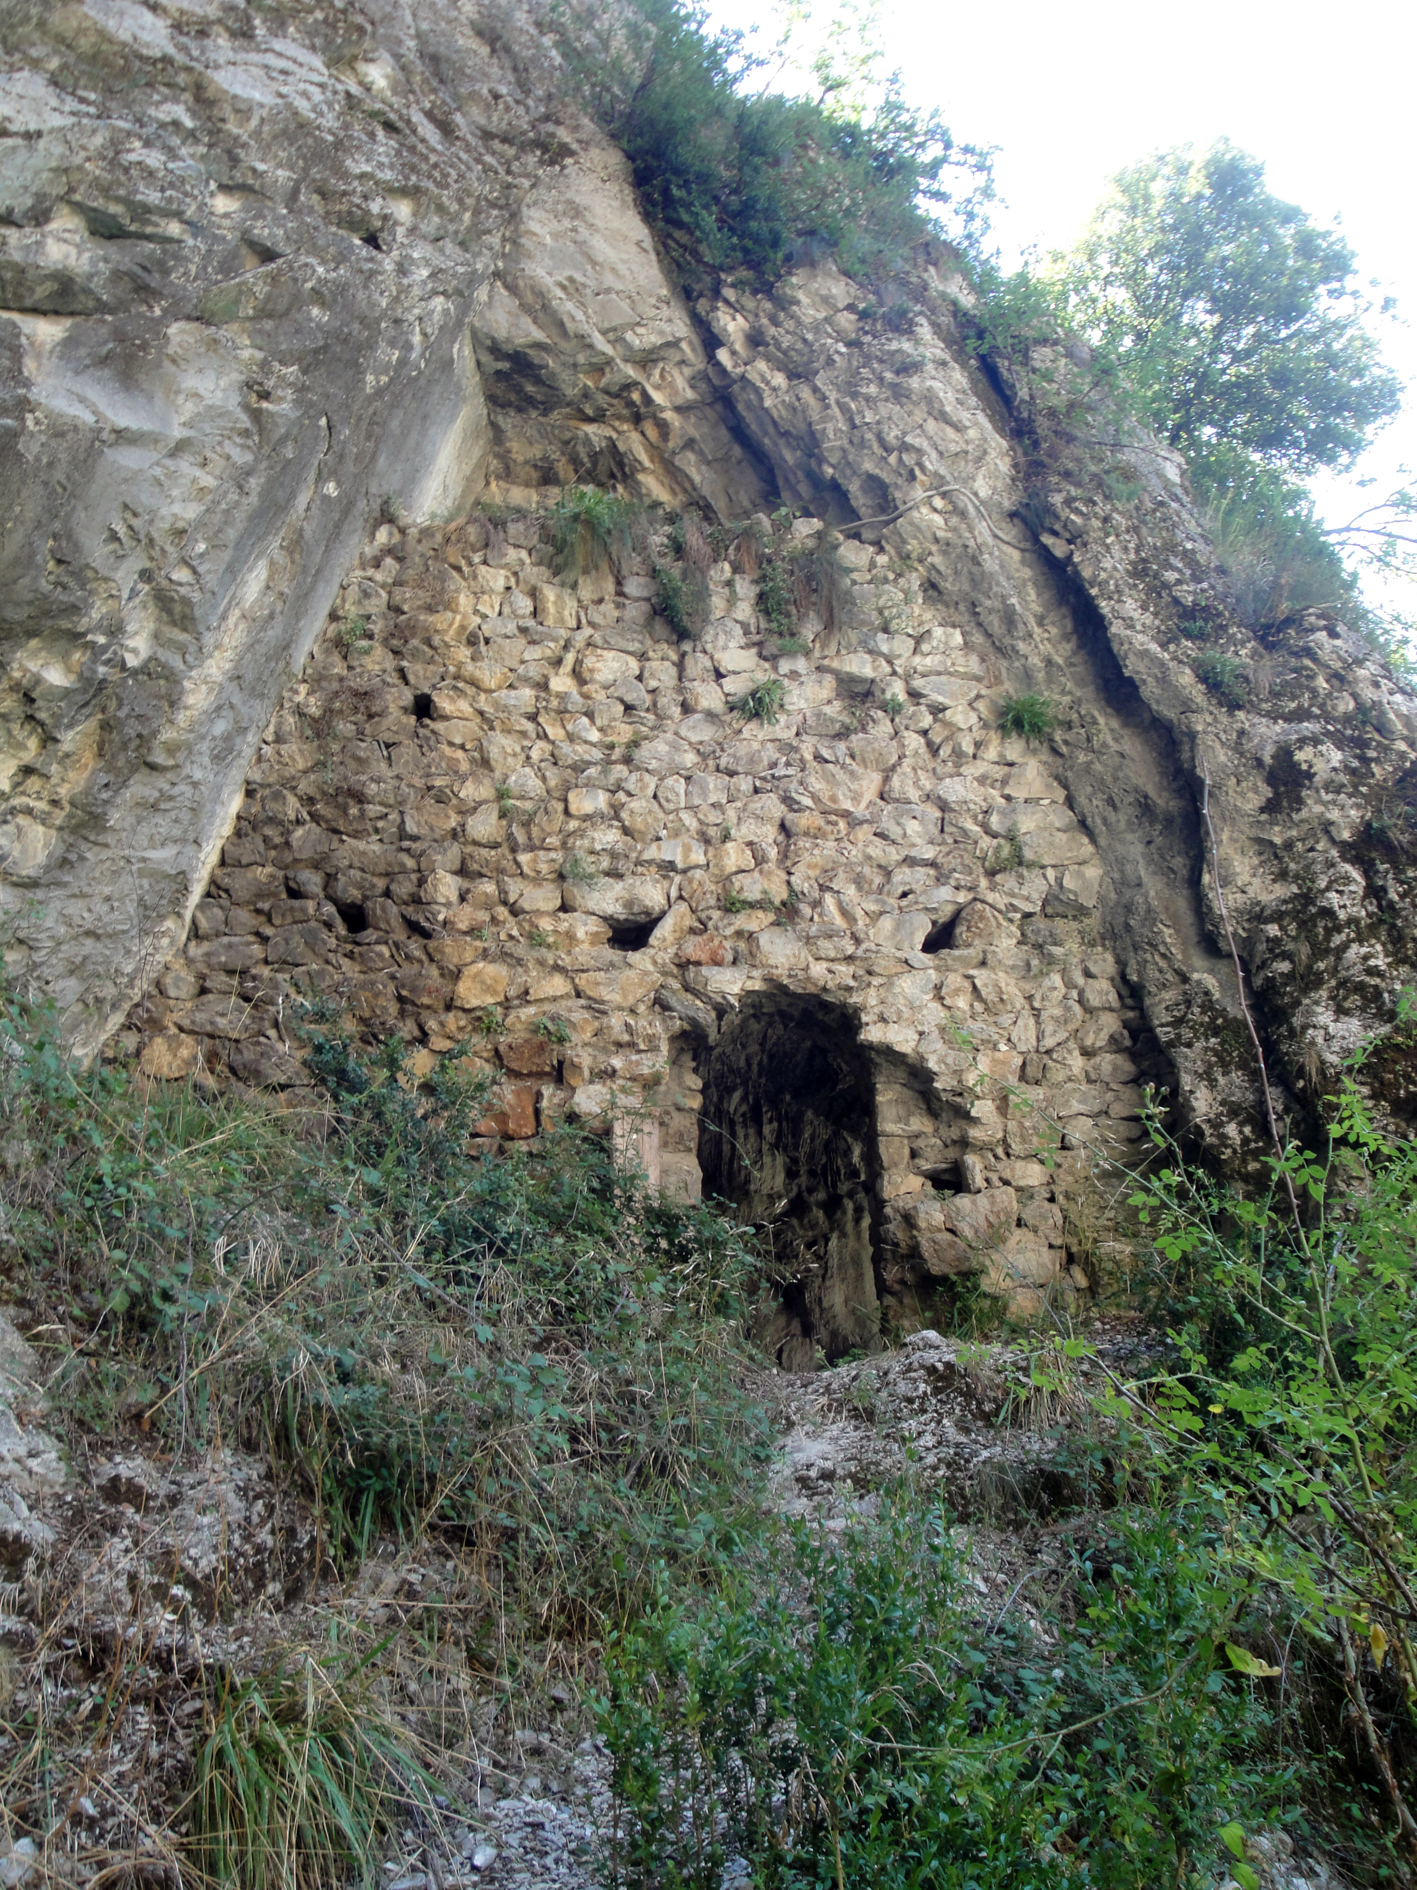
[1195,651,1250,707]
[738,677,785,724]
[998,693,1056,742]
[337,614,374,654]
[551,484,646,578]
[654,562,708,643]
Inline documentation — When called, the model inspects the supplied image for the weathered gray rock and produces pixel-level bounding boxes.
[0,0,759,1051]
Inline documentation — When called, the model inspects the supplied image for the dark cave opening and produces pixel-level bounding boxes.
[698,993,882,1366]
[607,918,658,951]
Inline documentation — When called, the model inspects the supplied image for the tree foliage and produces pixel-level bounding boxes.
[1061,140,1401,490]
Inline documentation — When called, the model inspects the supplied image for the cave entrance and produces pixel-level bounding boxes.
[699,994,881,1368]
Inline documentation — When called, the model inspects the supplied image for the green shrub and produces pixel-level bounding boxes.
[998,692,1055,741]
[534,1015,572,1044]
[654,562,708,642]
[551,484,644,579]
[560,851,600,883]
[0,989,770,1613]
[1112,1067,1417,1876]
[600,1493,1287,1890]
[756,557,797,642]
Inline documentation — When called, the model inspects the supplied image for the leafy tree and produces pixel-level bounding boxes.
[1060,140,1401,490]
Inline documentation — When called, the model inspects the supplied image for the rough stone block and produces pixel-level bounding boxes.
[500,1036,558,1075]
[175,996,276,1041]
[1021,829,1095,868]
[686,772,730,806]
[984,1229,1056,1292]
[727,866,789,906]
[211,865,285,907]
[649,902,696,950]
[621,796,666,841]
[477,1084,538,1139]
[681,934,729,966]
[453,964,509,1007]
[573,968,660,1006]
[563,876,669,923]
[186,937,265,973]
[800,761,883,813]
[139,1032,200,1080]
[1080,979,1120,1012]
[229,1039,307,1088]
[871,911,932,952]
[641,837,706,869]
[512,882,563,913]
[536,584,578,629]
[747,927,807,971]
[568,787,611,817]
[941,1185,1017,1245]
[708,841,754,878]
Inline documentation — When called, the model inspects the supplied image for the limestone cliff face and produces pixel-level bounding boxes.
[4,1,1417,1347]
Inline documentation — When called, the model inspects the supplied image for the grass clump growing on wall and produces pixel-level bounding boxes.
[551,484,646,579]
[999,692,1055,741]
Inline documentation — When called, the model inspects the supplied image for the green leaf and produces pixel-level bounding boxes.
[1218,1822,1246,1861]
[1225,1643,1282,1678]
[1234,1865,1260,1890]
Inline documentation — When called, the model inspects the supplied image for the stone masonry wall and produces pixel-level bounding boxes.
[120,495,1162,1346]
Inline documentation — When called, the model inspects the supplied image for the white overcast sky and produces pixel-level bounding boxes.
[705,0,1416,611]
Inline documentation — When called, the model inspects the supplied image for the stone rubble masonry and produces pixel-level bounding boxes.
[122,502,1160,1321]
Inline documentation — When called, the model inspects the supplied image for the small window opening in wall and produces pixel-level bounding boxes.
[921,916,955,953]
[331,899,367,934]
[413,693,433,721]
[360,230,384,251]
[926,1160,964,1193]
[608,919,657,951]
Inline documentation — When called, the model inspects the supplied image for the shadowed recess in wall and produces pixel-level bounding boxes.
[699,994,882,1367]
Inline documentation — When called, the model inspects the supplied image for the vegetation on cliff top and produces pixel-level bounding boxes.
[557,0,992,285]
[559,0,1409,645]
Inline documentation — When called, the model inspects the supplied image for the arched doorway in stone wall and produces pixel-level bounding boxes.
[698,994,883,1369]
